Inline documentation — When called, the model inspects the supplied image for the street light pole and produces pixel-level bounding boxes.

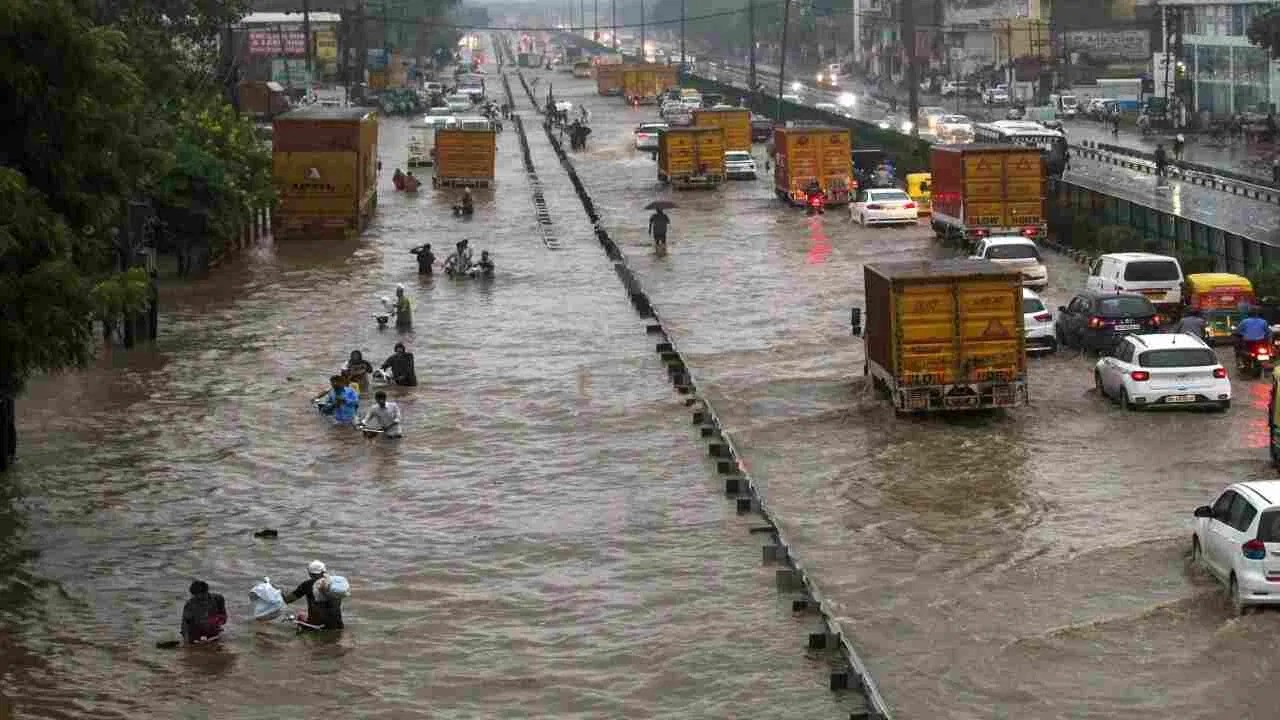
[612,0,617,49]
[594,0,599,41]
[777,0,791,123]
[748,0,756,91]
[680,0,686,67]
[640,0,646,61]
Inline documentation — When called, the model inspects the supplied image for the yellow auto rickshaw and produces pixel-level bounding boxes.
[1184,273,1255,344]
[1270,367,1280,466]
[906,172,932,215]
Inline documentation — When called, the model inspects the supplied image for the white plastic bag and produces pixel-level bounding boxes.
[325,575,350,599]
[249,577,285,621]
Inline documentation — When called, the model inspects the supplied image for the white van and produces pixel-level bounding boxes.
[1085,252,1184,308]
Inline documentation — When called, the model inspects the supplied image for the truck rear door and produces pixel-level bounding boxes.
[956,280,1024,384]
[962,152,1005,227]
[894,283,960,386]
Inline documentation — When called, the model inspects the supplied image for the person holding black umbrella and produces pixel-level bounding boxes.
[647,203,673,251]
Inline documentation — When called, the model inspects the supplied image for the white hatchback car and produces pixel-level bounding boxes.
[1192,481,1280,615]
[634,122,667,151]
[1094,333,1230,410]
[724,151,757,180]
[971,236,1048,289]
[851,188,918,226]
[1022,288,1056,353]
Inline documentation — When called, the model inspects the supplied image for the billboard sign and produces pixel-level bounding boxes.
[249,29,306,56]
[315,30,337,61]
[945,0,1030,26]
[1064,29,1150,62]
[271,59,311,86]
[368,48,389,70]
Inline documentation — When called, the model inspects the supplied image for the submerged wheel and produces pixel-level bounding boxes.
[1230,575,1248,616]
[1121,389,1137,411]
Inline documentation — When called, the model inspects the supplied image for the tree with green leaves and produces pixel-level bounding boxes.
[1248,7,1280,59]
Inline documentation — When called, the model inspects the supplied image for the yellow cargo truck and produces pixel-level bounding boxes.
[858,259,1028,412]
[772,126,853,206]
[272,107,379,238]
[622,64,677,104]
[692,108,751,152]
[432,127,497,187]
[658,127,726,188]
[596,63,623,95]
[929,144,1046,245]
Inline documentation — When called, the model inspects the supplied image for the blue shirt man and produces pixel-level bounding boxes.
[321,375,360,423]
[1236,313,1272,342]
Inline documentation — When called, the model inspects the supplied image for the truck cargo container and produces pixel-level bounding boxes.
[238,80,291,120]
[929,144,1046,244]
[596,63,623,95]
[858,259,1028,412]
[622,64,678,104]
[692,108,750,152]
[272,107,379,238]
[572,60,593,78]
[432,127,497,187]
[772,126,853,206]
[658,127,726,189]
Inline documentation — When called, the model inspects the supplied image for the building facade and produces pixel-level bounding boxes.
[1151,0,1278,115]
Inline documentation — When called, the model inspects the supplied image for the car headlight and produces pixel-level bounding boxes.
[900,120,914,133]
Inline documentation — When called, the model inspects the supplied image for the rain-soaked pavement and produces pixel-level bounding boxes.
[531,61,1280,718]
[0,48,860,718]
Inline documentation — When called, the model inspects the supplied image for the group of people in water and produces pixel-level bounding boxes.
[180,560,347,644]
[410,237,494,278]
[391,168,421,192]
[314,345,417,437]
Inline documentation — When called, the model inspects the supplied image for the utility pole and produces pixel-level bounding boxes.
[302,0,312,94]
[612,0,617,49]
[640,0,646,61]
[776,0,791,123]
[748,0,756,91]
[904,0,919,136]
[356,0,368,103]
[680,0,686,67]
[594,0,599,41]
[580,0,585,37]
[852,0,860,74]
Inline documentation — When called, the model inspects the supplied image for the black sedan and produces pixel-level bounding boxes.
[1055,291,1161,352]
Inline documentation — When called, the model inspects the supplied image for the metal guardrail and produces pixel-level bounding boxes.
[1074,140,1280,206]
[528,62,892,719]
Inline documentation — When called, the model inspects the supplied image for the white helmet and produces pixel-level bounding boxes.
[308,560,326,575]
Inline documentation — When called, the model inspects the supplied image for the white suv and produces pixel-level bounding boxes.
[1192,481,1280,615]
[970,236,1048,289]
[1094,333,1230,410]
[1022,288,1056,353]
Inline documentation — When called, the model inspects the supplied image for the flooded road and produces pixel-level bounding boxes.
[543,67,1280,718]
[1,55,858,718]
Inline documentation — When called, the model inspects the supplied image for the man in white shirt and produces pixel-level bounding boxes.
[359,391,402,438]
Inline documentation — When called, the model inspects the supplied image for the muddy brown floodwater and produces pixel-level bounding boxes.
[541,65,1280,718]
[0,51,861,719]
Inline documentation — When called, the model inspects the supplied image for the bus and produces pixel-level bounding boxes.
[1096,78,1143,111]
[972,120,1064,152]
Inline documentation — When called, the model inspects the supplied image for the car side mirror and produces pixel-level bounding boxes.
[1058,306,1068,313]
[1193,505,1214,519]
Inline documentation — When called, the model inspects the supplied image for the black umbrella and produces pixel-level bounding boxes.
[644,201,677,210]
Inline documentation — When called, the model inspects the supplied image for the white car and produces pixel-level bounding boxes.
[851,188,918,226]
[666,107,693,126]
[781,93,803,104]
[1192,481,1280,615]
[1022,288,1056,354]
[634,122,667,150]
[814,102,840,114]
[445,94,473,112]
[983,85,1010,105]
[1094,333,1230,411]
[940,80,972,97]
[724,151,757,180]
[423,81,443,95]
[936,114,974,143]
[970,236,1048,289]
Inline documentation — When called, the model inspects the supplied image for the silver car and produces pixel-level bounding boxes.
[724,151,757,180]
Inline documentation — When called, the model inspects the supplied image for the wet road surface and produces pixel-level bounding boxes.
[1,52,859,718]
[538,64,1280,719]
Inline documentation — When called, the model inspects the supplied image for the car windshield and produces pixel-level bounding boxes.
[941,115,969,123]
[1097,297,1155,316]
[986,244,1039,260]
[639,124,665,132]
[1138,348,1217,368]
[868,191,910,202]
[1124,260,1181,282]
[1022,297,1045,313]
[725,152,751,161]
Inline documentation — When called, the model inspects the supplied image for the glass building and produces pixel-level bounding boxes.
[1162,0,1280,115]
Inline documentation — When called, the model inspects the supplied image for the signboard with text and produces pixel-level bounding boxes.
[315,30,337,61]
[945,0,1031,26]
[249,29,306,56]
[1064,29,1150,62]
[271,59,311,87]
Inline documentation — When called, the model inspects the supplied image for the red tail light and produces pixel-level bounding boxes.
[1021,227,1037,237]
[1129,370,1150,381]
[1213,367,1227,379]
[1152,316,1163,327]
[866,203,883,209]
[1033,312,1052,321]
[1244,539,1267,560]
[903,202,917,209]
[1087,316,1104,329]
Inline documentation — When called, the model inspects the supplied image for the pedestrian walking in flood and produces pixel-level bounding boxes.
[1173,133,1185,161]
[1153,144,1168,179]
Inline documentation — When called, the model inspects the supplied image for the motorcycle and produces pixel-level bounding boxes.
[373,296,395,329]
[1235,337,1275,378]
[806,192,826,216]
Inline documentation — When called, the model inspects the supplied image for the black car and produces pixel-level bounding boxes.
[1055,291,1162,352]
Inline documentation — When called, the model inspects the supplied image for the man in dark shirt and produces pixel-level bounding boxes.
[648,208,671,250]
[283,560,344,630]
[410,243,435,274]
[181,580,228,643]
[381,343,418,386]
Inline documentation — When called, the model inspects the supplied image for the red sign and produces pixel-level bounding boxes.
[248,30,306,57]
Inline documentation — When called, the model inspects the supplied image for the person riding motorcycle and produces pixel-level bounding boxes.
[1233,307,1273,368]
[1171,307,1207,341]
[804,180,825,214]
